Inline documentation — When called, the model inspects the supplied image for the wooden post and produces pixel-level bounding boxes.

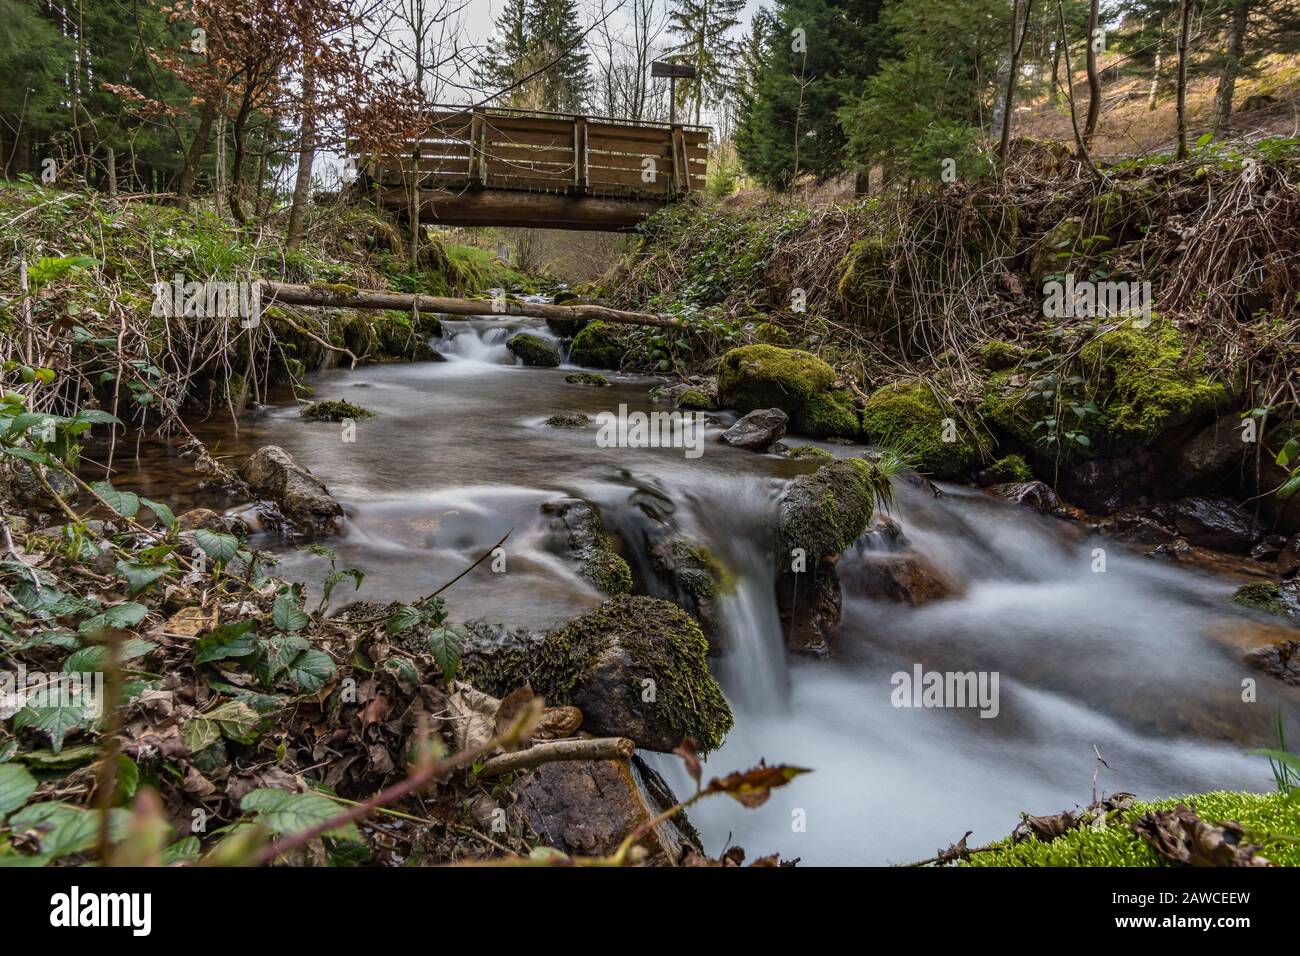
[574,116,588,193]
[105,147,117,196]
[469,113,484,187]
[670,126,688,197]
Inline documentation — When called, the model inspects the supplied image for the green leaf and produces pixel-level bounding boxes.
[15,744,100,770]
[114,754,140,801]
[255,635,310,686]
[194,619,258,664]
[65,638,155,672]
[182,700,262,753]
[1278,472,1300,501]
[194,529,239,564]
[240,789,359,841]
[115,559,170,595]
[90,480,140,518]
[385,604,422,635]
[13,704,92,752]
[1277,438,1300,468]
[426,625,465,683]
[287,649,335,693]
[73,409,122,426]
[0,446,51,465]
[140,498,178,530]
[162,836,202,865]
[79,601,148,635]
[272,591,310,633]
[0,763,37,817]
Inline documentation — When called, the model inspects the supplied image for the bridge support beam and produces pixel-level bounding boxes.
[378,187,664,232]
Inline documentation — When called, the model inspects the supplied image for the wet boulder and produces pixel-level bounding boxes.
[1169,413,1249,490]
[462,595,733,753]
[989,480,1060,514]
[645,535,730,651]
[509,755,697,863]
[238,445,342,534]
[1232,580,1300,622]
[507,332,562,368]
[1156,496,1262,554]
[176,508,249,536]
[1278,534,1300,578]
[543,412,589,428]
[3,458,80,509]
[564,372,610,387]
[1244,640,1300,687]
[721,408,788,451]
[836,549,956,607]
[860,380,981,479]
[540,498,633,595]
[792,390,860,439]
[1060,454,1157,514]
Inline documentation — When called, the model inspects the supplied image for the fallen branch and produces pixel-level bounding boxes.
[475,736,636,779]
[261,280,684,329]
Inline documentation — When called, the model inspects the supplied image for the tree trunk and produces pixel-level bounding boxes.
[286,47,318,250]
[1176,0,1193,160]
[1212,0,1249,131]
[176,98,217,209]
[228,84,255,224]
[1083,0,1102,145]
[999,0,1036,163]
[1148,49,1163,110]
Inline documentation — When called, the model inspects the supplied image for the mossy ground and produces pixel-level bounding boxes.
[564,372,610,387]
[792,390,861,439]
[861,380,982,478]
[966,791,1300,866]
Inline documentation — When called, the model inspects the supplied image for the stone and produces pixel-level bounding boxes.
[238,445,342,534]
[720,408,788,451]
[1158,496,1262,554]
[836,550,956,606]
[506,332,562,367]
[540,498,632,595]
[988,480,1060,513]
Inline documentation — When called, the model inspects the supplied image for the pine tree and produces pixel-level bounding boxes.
[734,0,887,188]
[666,0,746,125]
[477,0,590,112]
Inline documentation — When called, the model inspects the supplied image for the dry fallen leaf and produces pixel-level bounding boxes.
[1131,804,1273,867]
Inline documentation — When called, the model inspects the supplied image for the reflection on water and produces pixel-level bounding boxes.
[100,317,1298,864]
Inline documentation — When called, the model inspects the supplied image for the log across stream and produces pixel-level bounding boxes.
[110,316,1293,864]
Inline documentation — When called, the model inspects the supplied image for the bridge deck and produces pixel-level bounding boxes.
[358,106,710,230]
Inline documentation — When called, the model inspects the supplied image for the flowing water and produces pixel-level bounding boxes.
[108,317,1298,865]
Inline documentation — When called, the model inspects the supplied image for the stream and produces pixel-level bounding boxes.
[110,317,1297,865]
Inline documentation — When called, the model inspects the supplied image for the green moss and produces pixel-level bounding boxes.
[301,399,374,421]
[564,371,610,387]
[675,542,733,599]
[861,381,981,478]
[754,322,792,346]
[506,332,562,367]
[677,388,718,411]
[836,233,899,338]
[462,596,734,753]
[1079,321,1230,442]
[980,339,1023,371]
[787,445,833,461]
[792,390,860,439]
[716,345,836,416]
[778,457,881,559]
[988,453,1033,482]
[966,791,1300,867]
[308,281,358,296]
[1233,581,1287,616]
[569,320,629,369]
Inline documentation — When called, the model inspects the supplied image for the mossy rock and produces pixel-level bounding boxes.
[1079,321,1229,442]
[984,453,1034,483]
[1232,581,1288,617]
[965,791,1300,867]
[861,381,981,478]
[716,345,836,417]
[1030,216,1084,283]
[776,457,881,560]
[792,389,860,439]
[546,316,589,337]
[836,232,901,338]
[980,339,1024,371]
[787,445,833,461]
[541,498,633,596]
[301,399,373,422]
[677,387,718,411]
[569,320,629,369]
[564,371,610,387]
[461,596,733,753]
[544,413,590,428]
[507,332,562,368]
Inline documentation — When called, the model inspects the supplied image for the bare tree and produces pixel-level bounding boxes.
[1083,0,1102,146]
[999,0,1036,163]
[1176,0,1193,159]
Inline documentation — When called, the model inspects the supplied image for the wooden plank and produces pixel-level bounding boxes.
[468,114,484,186]
[574,117,588,190]
[482,115,577,137]
[478,143,574,164]
[587,121,676,144]
[587,166,672,190]
[589,138,672,158]
[482,128,575,148]
[586,152,670,174]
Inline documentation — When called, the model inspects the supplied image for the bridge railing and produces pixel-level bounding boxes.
[361,105,709,201]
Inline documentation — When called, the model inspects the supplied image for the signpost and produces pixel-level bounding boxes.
[651,60,696,127]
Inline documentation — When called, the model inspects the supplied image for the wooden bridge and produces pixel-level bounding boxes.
[356,106,710,231]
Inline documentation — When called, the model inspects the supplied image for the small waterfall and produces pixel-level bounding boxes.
[431,317,562,367]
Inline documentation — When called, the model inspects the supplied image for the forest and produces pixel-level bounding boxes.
[0,0,1299,896]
